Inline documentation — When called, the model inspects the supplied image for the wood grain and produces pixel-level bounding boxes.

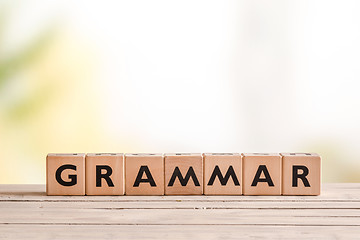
[242,153,282,195]
[203,153,242,195]
[0,184,359,239]
[85,153,124,196]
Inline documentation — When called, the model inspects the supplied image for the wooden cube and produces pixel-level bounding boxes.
[46,153,85,196]
[85,153,124,195]
[242,153,281,195]
[203,153,242,195]
[164,153,203,195]
[281,153,321,195]
[125,153,164,195]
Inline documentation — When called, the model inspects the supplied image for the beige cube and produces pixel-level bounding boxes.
[281,153,321,195]
[164,153,203,195]
[203,153,242,195]
[46,153,85,196]
[242,153,281,195]
[125,153,164,195]
[85,153,124,196]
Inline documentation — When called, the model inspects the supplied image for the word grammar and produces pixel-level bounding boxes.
[46,153,321,196]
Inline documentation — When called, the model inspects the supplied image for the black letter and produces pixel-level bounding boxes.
[168,166,200,187]
[292,165,310,187]
[251,165,274,187]
[96,165,114,187]
[207,165,240,186]
[55,164,77,186]
[133,166,156,187]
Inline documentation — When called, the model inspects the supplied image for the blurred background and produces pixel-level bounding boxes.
[0,0,359,184]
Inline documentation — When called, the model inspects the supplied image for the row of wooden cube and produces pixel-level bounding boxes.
[46,153,321,196]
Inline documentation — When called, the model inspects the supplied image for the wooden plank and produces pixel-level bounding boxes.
[0,208,360,226]
[0,225,360,239]
[1,184,360,239]
[0,201,359,209]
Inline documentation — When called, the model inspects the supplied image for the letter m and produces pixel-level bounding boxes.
[168,166,200,187]
[207,165,240,186]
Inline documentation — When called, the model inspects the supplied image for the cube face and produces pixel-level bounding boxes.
[203,153,242,195]
[46,153,85,196]
[281,153,321,195]
[125,153,164,195]
[164,153,203,195]
[85,153,124,196]
[242,153,282,195]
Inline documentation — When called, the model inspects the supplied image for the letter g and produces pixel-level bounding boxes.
[55,164,77,186]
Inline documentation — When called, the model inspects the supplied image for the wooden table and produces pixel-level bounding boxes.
[0,184,359,239]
